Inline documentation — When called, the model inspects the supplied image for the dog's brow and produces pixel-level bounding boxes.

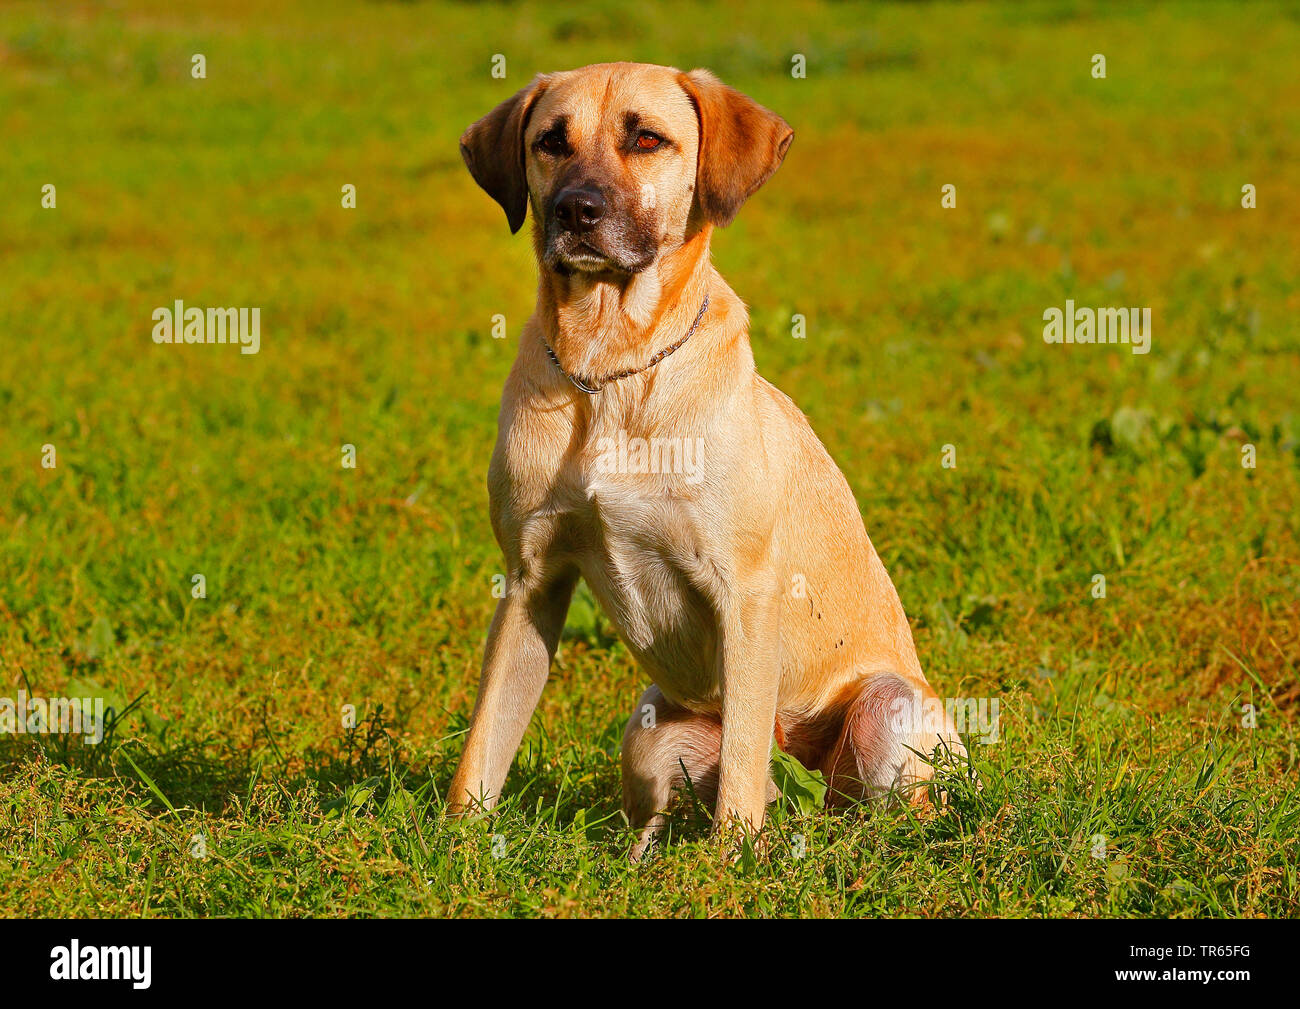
[534,113,568,138]
[623,111,670,139]
[624,111,659,130]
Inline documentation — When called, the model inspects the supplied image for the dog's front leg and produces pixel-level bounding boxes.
[714,587,782,835]
[447,570,577,814]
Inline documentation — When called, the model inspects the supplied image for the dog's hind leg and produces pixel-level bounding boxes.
[820,672,966,807]
[621,685,781,859]
[621,685,723,860]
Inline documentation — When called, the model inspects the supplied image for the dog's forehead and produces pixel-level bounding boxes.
[532,63,696,136]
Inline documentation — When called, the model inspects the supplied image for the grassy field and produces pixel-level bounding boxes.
[1,0,1298,918]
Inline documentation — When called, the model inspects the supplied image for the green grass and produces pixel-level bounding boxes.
[1,0,1298,917]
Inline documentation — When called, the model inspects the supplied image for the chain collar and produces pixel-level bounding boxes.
[542,294,710,395]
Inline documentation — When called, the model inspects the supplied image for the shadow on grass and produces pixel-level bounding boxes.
[0,695,640,845]
[0,698,431,816]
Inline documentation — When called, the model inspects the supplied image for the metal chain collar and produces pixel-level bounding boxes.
[542,293,711,395]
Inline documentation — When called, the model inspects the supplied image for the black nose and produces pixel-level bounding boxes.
[554,187,606,233]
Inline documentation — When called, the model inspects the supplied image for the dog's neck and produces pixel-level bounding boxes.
[536,228,714,387]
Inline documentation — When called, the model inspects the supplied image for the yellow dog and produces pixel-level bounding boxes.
[451,62,963,857]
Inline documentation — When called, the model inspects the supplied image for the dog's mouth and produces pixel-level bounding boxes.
[561,241,618,271]
[545,231,655,277]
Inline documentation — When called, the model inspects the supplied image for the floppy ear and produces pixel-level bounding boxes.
[459,76,549,234]
[677,69,794,227]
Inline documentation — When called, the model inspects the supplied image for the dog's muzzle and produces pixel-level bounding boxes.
[545,186,655,275]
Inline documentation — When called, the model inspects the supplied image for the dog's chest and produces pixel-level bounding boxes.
[536,447,723,700]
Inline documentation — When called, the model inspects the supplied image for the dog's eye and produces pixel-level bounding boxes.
[635,132,662,151]
[537,130,567,156]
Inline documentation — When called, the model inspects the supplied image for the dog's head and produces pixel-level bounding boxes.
[460,62,793,277]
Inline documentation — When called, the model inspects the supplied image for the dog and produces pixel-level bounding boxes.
[450,62,965,857]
